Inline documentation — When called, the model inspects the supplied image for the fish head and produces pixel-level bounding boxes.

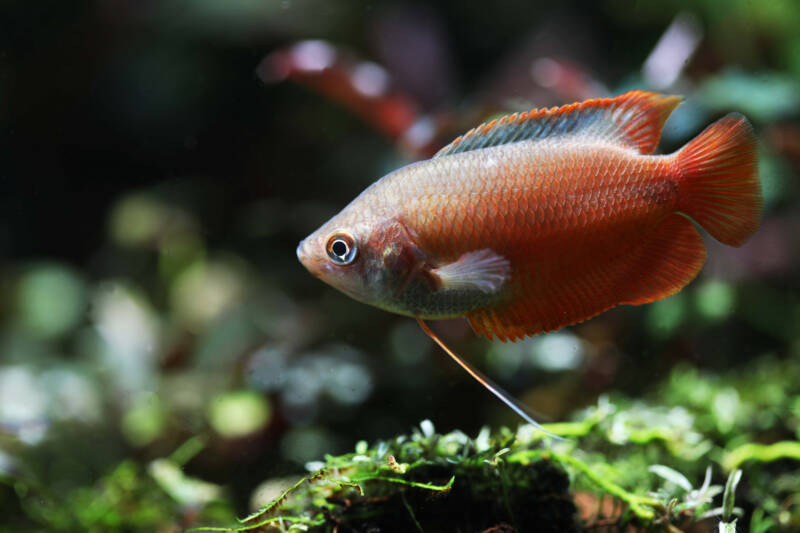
[297,203,429,314]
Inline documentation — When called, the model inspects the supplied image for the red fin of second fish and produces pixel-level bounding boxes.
[467,213,707,341]
[434,90,682,158]
[676,113,761,247]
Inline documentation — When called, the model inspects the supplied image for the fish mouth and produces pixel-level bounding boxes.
[296,239,313,270]
[296,238,327,277]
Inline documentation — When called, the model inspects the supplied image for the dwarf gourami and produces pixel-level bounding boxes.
[297,91,762,433]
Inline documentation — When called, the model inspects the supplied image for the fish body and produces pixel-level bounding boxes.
[297,91,761,341]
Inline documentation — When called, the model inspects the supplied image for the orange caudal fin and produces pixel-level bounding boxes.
[676,113,762,247]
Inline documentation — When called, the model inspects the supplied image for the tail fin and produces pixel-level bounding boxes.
[676,113,761,246]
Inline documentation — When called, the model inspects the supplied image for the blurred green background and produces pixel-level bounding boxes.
[1,0,799,530]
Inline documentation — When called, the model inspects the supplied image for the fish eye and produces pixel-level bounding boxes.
[326,232,357,265]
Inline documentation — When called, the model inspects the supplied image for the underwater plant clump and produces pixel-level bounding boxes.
[2,458,236,532]
[3,354,798,532]
[192,354,800,533]
[195,421,581,533]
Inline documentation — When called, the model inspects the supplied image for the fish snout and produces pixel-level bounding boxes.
[296,239,312,269]
[296,237,326,276]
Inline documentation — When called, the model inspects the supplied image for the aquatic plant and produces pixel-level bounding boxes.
[188,354,800,532]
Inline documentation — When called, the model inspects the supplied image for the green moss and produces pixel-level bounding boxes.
[6,456,235,532]
[193,426,580,532]
[194,354,800,532]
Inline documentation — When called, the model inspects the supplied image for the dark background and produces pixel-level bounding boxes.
[1,0,799,528]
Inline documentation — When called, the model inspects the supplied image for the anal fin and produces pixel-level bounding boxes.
[467,213,707,341]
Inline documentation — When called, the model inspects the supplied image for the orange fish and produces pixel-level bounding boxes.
[297,90,760,336]
[297,91,761,429]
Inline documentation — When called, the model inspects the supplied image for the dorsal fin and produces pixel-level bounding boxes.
[434,91,682,158]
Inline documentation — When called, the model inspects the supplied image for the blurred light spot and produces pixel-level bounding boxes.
[207,390,271,438]
[16,264,87,339]
[658,98,706,144]
[699,70,800,122]
[0,366,48,445]
[474,426,491,452]
[695,280,735,321]
[193,309,263,372]
[643,12,702,89]
[419,419,435,438]
[281,345,372,413]
[109,195,166,247]
[530,332,585,371]
[515,423,541,446]
[402,116,435,151]
[486,342,525,379]
[93,283,159,394]
[531,58,562,88]
[246,346,289,392]
[437,429,469,456]
[171,259,246,331]
[712,388,741,434]
[282,366,323,407]
[158,232,205,283]
[149,458,221,507]
[646,293,687,338]
[250,345,375,424]
[41,369,102,423]
[280,427,332,464]
[351,62,389,98]
[608,404,700,448]
[0,448,20,477]
[250,476,301,511]
[758,148,794,209]
[305,460,325,472]
[122,393,166,447]
[110,194,198,249]
[292,40,335,72]
[162,373,211,418]
[390,321,430,366]
[324,361,372,405]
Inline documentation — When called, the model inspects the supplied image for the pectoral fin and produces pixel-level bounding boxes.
[430,249,510,293]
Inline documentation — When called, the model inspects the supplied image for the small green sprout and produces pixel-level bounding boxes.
[718,469,743,533]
